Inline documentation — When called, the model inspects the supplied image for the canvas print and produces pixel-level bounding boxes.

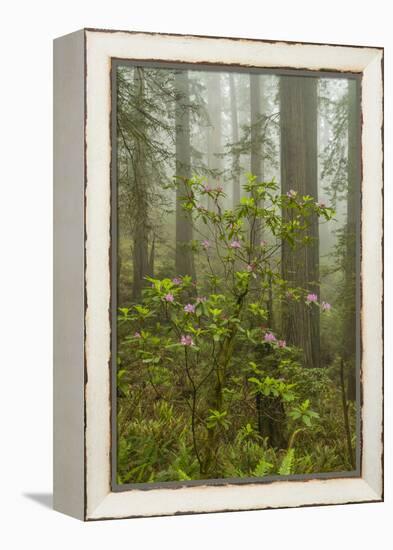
[113,63,360,485]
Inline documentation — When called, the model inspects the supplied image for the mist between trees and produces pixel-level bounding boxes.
[116,65,359,484]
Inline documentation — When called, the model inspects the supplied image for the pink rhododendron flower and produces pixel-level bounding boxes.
[180,335,194,346]
[134,332,141,338]
[202,239,210,250]
[322,301,332,311]
[316,201,326,208]
[203,184,212,192]
[230,240,241,249]
[172,277,182,285]
[306,293,318,303]
[264,332,276,343]
[164,293,174,302]
[184,303,195,314]
[215,185,223,193]
[278,340,286,348]
[287,189,297,198]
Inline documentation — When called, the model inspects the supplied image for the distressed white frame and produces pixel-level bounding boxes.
[54,29,383,521]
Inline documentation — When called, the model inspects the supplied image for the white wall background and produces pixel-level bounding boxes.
[1,0,391,547]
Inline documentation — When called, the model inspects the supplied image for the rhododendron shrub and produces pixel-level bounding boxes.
[117,175,338,481]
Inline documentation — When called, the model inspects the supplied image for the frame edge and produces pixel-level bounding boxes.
[53,29,86,521]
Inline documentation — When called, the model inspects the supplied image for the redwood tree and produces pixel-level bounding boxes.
[249,74,265,246]
[280,76,320,368]
[175,70,196,279]
[229,73,240,207]
[130,68,150,300]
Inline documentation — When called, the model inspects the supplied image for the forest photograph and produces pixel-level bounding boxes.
[114,62,360,485]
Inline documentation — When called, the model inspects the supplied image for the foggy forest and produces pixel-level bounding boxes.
[115,63,359,484]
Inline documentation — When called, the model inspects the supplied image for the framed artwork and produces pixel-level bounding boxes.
[53,28,383,520]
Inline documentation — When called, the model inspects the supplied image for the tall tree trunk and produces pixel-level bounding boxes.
[249,74,264,246]
[148,234,155,279]
[229,73,240,207]
[132,67,150,300]
[207,73,222,194]
[175,70,196,279]
[250,75,285,445]
[318,113,330,255]
[345,79,359,400]
[280,76,320,369]
[250,74,264,183]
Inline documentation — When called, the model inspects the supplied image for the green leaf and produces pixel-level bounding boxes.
[302,415,311,427]
[278,449,295,475]
[253,458,273,477]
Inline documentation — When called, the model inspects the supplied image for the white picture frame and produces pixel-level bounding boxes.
[53,28,383,521]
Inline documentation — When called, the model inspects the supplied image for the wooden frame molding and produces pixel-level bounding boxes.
[53,28,383,521]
